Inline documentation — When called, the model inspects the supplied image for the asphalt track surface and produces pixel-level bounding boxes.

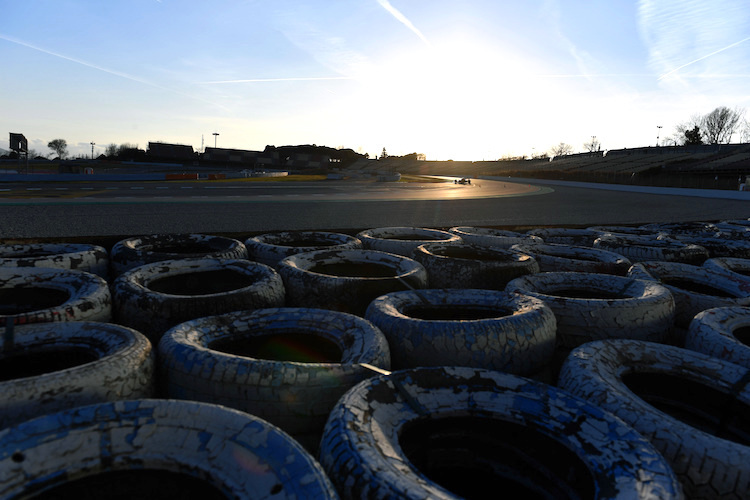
[1,176,749,239]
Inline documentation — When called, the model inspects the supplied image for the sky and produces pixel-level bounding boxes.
[2,0,750,161]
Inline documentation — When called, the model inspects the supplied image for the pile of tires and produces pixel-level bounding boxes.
[319,366,682,499]
[412,242,539,289]
[510,242,631,275]
[245,230,362,268]
[110,233,248,276]
[278,249,428,316]
[0,399,337,499]
[594,234,709,264]
[365,289,555,374]
[0,242,109,278]
[357,226,461,256]
[113,258,285,341]
[560,339,750,498]
[448,226,542,248]
[704,256,750,278]
[526,227,602,247]
[685,306,750,368]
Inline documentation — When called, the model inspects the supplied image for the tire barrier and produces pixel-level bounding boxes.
[278,249,428,316]
[412,242,539,289]
[686,306,750,369]
[594,234,709,264]
[525,227,602,247]
[0,399,337,499]
[364,289,555,374]
[0,267,111,327]
[0,242,109,278]
[559,339,750,499]
[587,225,663,238]
[510,242,632,275]
[448,226,543,248]
[110,233,248,276]
[113,258,285,342]
[704,257,750,278]
[670,233,750,259]
[505,272,674,349]
[640,221,721,238]
[159,307,390,443]
[0,321,153,429]
[319,366,682,499]
[245,230,362,268]
[628,261,750,329]
[356,226,461,257]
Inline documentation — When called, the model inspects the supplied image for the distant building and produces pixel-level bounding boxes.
[147,142,196,162]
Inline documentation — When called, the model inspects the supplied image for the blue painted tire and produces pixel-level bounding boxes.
[110,233,248,276]
[365,289,555,374]
[0,399,337,499]
[411,242,539,289]
[686,306,750,368]
[0,242,109,278]
[0,321,153,429]
[319,366,682,499]
[278,249,428,316]
[628,261,750,329]
[356,226,461,257]
[113,258,285,342]
[505,272,675,349]
[448,226,543,248]
[510,242,632,275]
[158,307,390,440]
[245,230,362,268]
[0,267,111,327]
[559,339,750,499]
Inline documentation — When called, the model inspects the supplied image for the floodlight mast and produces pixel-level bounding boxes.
[213,132,219,148]
[91,141,95,159]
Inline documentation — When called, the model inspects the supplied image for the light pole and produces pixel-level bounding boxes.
[656,125,662,146]
[90,141,95,159]
[213,132,219,148]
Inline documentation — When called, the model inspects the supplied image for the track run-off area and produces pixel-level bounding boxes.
[1,175,749,239]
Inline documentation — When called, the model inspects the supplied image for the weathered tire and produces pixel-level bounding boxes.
[526,227,602,247]
[110,233,248,276]
[0,242,109,278]
[365,289,555,373]
[0,267,111,327]
[245,230,362,268]
[320,366,682,499]
[628,261,750,329]
[412,242,539,289]
[448,226,543,248]
[704,257,750,278]
[159,307,390,441]
[505,272,675,348]
[640,221,721,238]
[510,242,632,275]
[0,321,153,429]
[594,234,709,264]
[278,249,428,316]
[587,225,663,238]
[113,258,285,341]
[356,226,461,256]
[685,306,750,368]
[0,399,337,499]
[671,233,750,259]
[560,339,750,499]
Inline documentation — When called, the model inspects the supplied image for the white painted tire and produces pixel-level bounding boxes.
[110,233,248,276]
[448,226,543,248]
[0,321,153,429]
[628,261,750,329]
[0,243,109,278]
[356,226,461,257]
[510,242,632,275]
[526,227,602,247]
[245,230,362,268]
[559,339,750,499]
[686,306,750,368]
[365,289,555,373]
[640,221,721,238]
[594,234,709,264]
[587,225,663,238]
[0,267,111,327]
[158,307,390,439]
[505,272,675,348]
[278,249,428,316]
[0,399,337,499]
[320,366,682,499]
[704,257,750,278]
[671,234,750,259]
[412,242,539,289]
[113,258,285,341]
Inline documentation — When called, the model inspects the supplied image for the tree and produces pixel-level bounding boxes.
[702,106,744,144]
[105,143,119,157]
[549,142,573,157]
[47,139,67,159]
[380,147,388,159]
[583,137,601,153]
[684,126,703,145]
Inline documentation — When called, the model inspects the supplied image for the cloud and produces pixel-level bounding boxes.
[376,0,431,47]
[196,76,354,84]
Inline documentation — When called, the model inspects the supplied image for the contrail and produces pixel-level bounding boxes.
[658,35,750,80]
[197,76,354,84]
[376,0,431,47]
